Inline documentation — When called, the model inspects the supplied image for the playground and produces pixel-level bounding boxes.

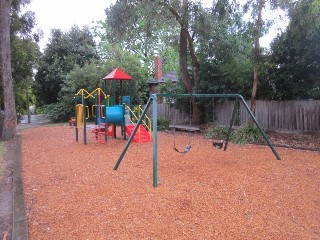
[21,125,320,239]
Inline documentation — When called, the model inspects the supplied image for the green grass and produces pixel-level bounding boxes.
[0,141,5,177]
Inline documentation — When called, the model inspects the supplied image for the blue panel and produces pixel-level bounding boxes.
[121,96,131,106]
[105,105,124,124]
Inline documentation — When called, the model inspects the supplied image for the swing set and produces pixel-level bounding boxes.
[114,93,281,188]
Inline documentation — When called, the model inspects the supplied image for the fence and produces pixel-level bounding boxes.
[145,100,320,133]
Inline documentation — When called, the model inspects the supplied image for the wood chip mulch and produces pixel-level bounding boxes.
[22,126,320,239]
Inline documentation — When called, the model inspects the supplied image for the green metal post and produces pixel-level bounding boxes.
[123,103,126,140]
[105,98,108,142]
[113,124,117,139]
[83,97,87,145]
[113,97,153,170]
[224,98,239,151]
[75,97,78,142]
[120,80,123,98]
[238,96,281,160]
[129,81,133,106]
[94,93,98,125]
[112,80,116,105]
[152,95,158,188]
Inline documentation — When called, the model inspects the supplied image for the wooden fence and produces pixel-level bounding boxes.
[145,100,320,133]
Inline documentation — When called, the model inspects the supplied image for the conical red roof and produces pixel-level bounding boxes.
[103,68,132,81]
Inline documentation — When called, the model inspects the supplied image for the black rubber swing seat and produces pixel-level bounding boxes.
[173,145,192,154]
[213,140,224,149]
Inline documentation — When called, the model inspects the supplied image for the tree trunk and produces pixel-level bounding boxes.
[170,0,200,124]
[250,0,264,125]
[0,0,17,140]
[250,67,259,117]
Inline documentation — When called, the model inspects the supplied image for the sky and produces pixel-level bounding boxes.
[25,0,288,51]
[25,0,117,50]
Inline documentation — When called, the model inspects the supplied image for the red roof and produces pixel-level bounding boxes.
[103,68,132,81]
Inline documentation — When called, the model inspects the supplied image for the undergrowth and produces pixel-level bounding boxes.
[157,118,170,131]
[205,124,263,144]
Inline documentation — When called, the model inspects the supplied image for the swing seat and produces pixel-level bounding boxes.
[213,140,224,149]
[169,125,200,132]
[173,145,191,154]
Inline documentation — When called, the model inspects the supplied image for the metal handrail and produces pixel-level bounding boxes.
[126,105,152,142]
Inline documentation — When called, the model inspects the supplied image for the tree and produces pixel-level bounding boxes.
[0,0,17,140]
[34,26,99,106]
[10,5,38,115]
[197,0,254,97]
[48,43,149,122]
[99,0,180,73]
[159,0,202,124]
[250,0,264,119]
[269,0,320,99]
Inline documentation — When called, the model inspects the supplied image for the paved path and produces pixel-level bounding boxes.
[0,114,51,240]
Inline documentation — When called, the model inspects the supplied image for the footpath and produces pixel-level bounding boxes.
[0,115,51,240]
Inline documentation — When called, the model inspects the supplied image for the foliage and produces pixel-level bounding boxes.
[269,0,320,100]
[196,0,255,98]
[230,124,263,144]
[205,124,263,144]
[100,0,179,69]
[9,0,39,116]
[48,46,149,122]
[205,125,228,139]
[33,26,99,106]
[157,118,170,131]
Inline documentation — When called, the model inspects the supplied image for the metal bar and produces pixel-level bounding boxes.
[152,95,158,188]
[224,98,239,151]
[123,103,126,140]
[113,96,153,170]
[238,96,281,160]
[83,97,87,145]
[105,98,108,142]
[156,93,241,98]
[75,97,78,142]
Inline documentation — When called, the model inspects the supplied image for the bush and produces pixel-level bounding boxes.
[230,124,263,144]
[205,125,228,139]
[205,124,263,144]
[46,103,72,122]
[157,118,170,131]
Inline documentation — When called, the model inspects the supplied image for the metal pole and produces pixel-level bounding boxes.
[113,96,153,170]
[26,87,31,123]
[122,103,126,140]
[224,98,239,151]
[83,95,87,145]
[238,96,281,160]
[75,97,78,142]
[152,94,158,188]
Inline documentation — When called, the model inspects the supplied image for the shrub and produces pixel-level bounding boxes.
[205,125,228,139]
[230,124,263,144]
[157,118,170,131]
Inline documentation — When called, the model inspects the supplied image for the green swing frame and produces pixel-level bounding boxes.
[114,93,281,188]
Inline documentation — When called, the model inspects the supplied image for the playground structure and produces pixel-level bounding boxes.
[74,68,152,144]
[114,93,282,188]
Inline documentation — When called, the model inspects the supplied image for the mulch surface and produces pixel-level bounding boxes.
[22,126,320,239]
